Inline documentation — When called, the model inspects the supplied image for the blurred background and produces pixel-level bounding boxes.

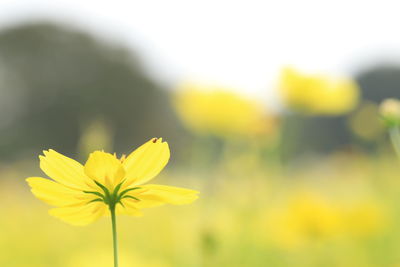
[1,0,400,266]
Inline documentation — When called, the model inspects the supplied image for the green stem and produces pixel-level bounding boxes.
[110,206,119,267]
[389,127,400,159]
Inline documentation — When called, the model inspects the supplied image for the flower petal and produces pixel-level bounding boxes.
[40,149,91,190]
[116,201,143,217]
[26,177,89,207]
[49,202,107,226]
[136,184,199,206]
[84,151,125,188]
[123,138,170,187]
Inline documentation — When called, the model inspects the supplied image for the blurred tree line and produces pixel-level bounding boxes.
[0,21,399,163]
[0,22,187,161]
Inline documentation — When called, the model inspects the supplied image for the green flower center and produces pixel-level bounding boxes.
[83,180,141,209]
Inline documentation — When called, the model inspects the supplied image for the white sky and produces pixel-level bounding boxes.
[0,0,400,104]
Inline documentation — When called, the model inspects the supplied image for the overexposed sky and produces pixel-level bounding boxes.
[0,0,400,103]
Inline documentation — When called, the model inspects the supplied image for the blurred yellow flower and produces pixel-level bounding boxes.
[78,117,113,156]
[343,202,387,238]
[380,98,400,127]
[279,67,360,115]
[380,98,400,158]
[264,189,387,249]
[26,138,199,226]
[267,192,342,248]
[173,83,277,138]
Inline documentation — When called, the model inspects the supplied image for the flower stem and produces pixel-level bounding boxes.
[389,127,400,160]
[110,206,119,267]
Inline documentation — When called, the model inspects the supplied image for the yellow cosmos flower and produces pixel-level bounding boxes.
[279,67,359,115]
[26,138,199,226]
[173,83,277,138]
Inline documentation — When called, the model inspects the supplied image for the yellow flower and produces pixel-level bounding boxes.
[343,202,387,238]
[173,83,277,138]
[78,117,113,156]
[26,138,199,226]
[379,98,400,127]
[266,191,343,248]
[279,67,359,115]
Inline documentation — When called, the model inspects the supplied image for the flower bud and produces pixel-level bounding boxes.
[379,98,400,127]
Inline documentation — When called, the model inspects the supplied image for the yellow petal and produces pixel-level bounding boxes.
[137,184,199,206]
[132,197,165,209]
[84,151,125,188]
[123,138,170,187]
[26,177,89,207]
[116,201,143,217]
[49,202,107,226]
[40,149,91,190]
